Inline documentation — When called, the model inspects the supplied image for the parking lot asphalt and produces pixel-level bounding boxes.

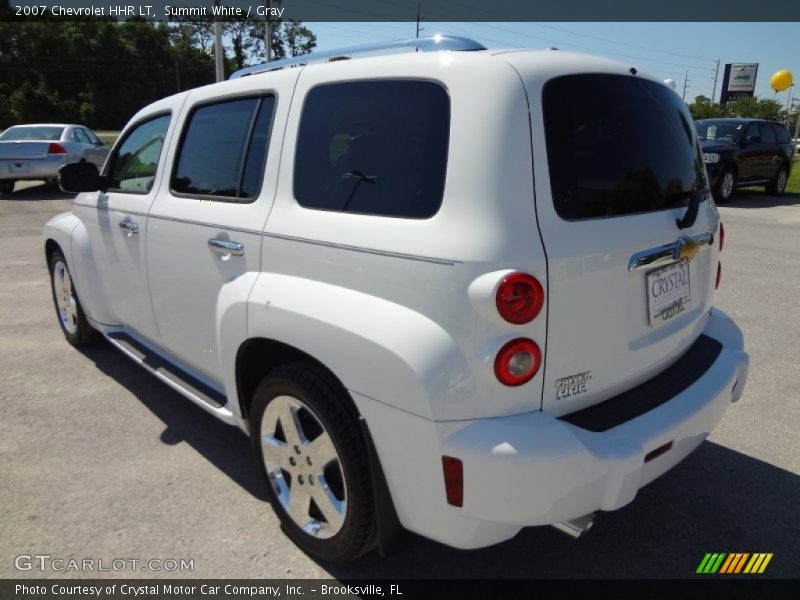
[1,181,798,579]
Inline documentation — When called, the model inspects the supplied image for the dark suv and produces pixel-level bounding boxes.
[695,118,794,203]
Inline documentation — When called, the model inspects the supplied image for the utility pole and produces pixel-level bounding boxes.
[265,0,271,62]
[265,0,282,62]
[711,59,720,104]
[213,0,224,82]
[682,71,690,102]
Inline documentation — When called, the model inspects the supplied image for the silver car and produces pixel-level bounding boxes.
[0,124,110,195]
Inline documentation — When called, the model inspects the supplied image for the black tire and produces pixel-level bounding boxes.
[1,180,15,195]
[47,249,98,347]
[712,167,736,204]
[765,166,788,196]
[250,362,375,562]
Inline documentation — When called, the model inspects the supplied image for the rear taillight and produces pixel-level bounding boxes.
[494,338,541,386]
[47,143,67,155]
[496,273,544,324]
[716,262,722,289]
[719,222,725,252]
[441,456,463,507]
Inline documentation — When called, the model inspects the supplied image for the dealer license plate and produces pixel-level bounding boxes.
[647,261,691,326]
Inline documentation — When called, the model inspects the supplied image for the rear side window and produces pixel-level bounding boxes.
[172,96,275,202]
[771,123,790,143]
[294,80,450,218]
[72,129,90,144]
[83,128,102,145]
[543,74,706,220]
[759,123,776,144]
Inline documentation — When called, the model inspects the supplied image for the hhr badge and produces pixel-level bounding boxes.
[555,371,592,399]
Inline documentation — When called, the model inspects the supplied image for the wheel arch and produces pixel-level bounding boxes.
[234,337,357,422]
[44,238,62,262]
[235,336,403,555]
[724,161,739,178]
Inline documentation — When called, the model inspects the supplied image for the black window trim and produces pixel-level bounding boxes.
[169,92,278,205]
[104,111,173,196]
[292,77,451,220]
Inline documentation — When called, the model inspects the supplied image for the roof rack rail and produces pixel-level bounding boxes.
[229,35,486,80]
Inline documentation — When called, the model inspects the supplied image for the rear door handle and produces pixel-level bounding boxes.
[118,220,139,235]
[208,238,244,256]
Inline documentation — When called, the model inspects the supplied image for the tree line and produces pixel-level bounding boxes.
[0,1,316,130]
[688,94,797,132]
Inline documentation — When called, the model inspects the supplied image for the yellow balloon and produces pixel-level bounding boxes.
[770,70,793,92]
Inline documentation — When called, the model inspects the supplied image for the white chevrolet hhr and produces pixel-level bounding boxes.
[44,36,749,561]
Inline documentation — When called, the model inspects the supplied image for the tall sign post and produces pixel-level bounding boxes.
[719,63,759,105]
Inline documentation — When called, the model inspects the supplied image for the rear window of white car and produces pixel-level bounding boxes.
[543,74,707,220]
[294,80,450,219]
[0,126,64,141]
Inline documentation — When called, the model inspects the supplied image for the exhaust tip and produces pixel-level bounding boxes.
[553,513,596,539]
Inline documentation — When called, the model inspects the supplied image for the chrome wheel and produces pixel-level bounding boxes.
[776,170,787,193]
[260,395,347,539]
[720,172,734,199]
[52,260,78,335]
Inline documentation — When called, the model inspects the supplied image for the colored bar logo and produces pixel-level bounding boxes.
[696,553,773,574]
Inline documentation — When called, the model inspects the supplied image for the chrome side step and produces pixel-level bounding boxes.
[105,331,237,425]
[552,513,596,539]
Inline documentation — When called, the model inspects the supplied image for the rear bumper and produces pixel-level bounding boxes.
[0,156,69,181]
[355,308,748,549]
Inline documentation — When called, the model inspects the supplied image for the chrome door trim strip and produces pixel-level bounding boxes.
[73,202,460,266]
[261,232,461,266]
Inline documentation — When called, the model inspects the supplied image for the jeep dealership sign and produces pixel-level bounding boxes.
[720,63,759,104]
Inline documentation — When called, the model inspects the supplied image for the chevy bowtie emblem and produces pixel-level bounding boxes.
[679,238,703,262]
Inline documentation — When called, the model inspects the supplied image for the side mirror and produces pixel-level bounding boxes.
[59,162,105,193]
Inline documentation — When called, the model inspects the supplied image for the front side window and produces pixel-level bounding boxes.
[172,96,275,202]
[294,80,450,218]
[108,114,171,193]
[744,123,760,143]
[543,74,707,220]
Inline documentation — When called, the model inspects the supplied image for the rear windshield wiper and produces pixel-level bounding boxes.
[676,189,708,230]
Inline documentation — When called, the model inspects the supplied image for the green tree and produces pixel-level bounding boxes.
[280,20,317,57]
[0,8,317,129]
[725,97,782,120]
[688,95,727,120]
